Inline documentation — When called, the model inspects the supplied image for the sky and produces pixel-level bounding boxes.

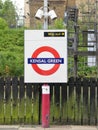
[11,0,24,14]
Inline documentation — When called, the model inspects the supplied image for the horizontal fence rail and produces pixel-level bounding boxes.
[0,76,97,125]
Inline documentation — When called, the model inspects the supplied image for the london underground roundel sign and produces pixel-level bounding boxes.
[24,30,67,83]
[29,46,63,75]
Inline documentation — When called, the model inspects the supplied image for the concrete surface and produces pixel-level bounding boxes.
[0,125,97,130]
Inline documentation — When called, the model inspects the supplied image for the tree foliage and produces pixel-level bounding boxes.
[49,18,66,29]
[0,0,17,27]
[0,17,8,29]
[0,29,24,76]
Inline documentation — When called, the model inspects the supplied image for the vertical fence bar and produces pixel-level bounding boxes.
[24,85,27,123]
[38,85,41,124]
[31,85,34,122]
[88,85,90,125]
[10,83,13,123]
[3,84,6,123]
[68,77,75,124]
[96,81,98,126]
[12,77,19,123]
[5,77,11,123]
[81,83,83,125]
[83,78,89,125]
[0,77,4,124]
[96,78,98,126]
[60,85,62,122]
[19,76,25,123]
[26,83,32,124]
[95,81,97,125]
[90,78,96,125]
[76,78,81,125]
[73,80,76,124]
[63,83,67,123]
[55,84,61,122]
[51,84,60,122]
[18,81,20,122]
[67,83,69,122]
[52,85,55,122]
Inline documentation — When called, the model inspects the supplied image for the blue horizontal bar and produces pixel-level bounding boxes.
[28,58,64,64]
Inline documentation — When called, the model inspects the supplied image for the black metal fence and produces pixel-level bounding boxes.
[0,76,98,125]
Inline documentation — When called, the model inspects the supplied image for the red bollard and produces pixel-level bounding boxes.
[42,84,50,128]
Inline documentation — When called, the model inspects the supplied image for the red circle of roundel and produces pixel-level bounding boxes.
[31,46,60,76]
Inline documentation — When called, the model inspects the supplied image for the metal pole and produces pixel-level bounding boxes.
[42,0,50,128]
[44,0,48,29]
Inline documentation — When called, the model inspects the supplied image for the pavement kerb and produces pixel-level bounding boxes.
[0,125,97,130]
[18,125,98,130]
[0,125,19,128]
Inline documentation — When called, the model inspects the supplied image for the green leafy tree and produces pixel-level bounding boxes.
[0,17,8,29]
[49,18,65,29]
[0,29,24,76]
[0,0,3,16]
[2,0,17,28]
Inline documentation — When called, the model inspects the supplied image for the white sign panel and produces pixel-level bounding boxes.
[24,30,67,83]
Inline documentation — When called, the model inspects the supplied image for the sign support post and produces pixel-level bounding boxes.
[44,0,48,30]
[42,0,50,128]
[42,84,50,128]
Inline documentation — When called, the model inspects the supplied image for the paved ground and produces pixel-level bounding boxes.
[0,125,97,130]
